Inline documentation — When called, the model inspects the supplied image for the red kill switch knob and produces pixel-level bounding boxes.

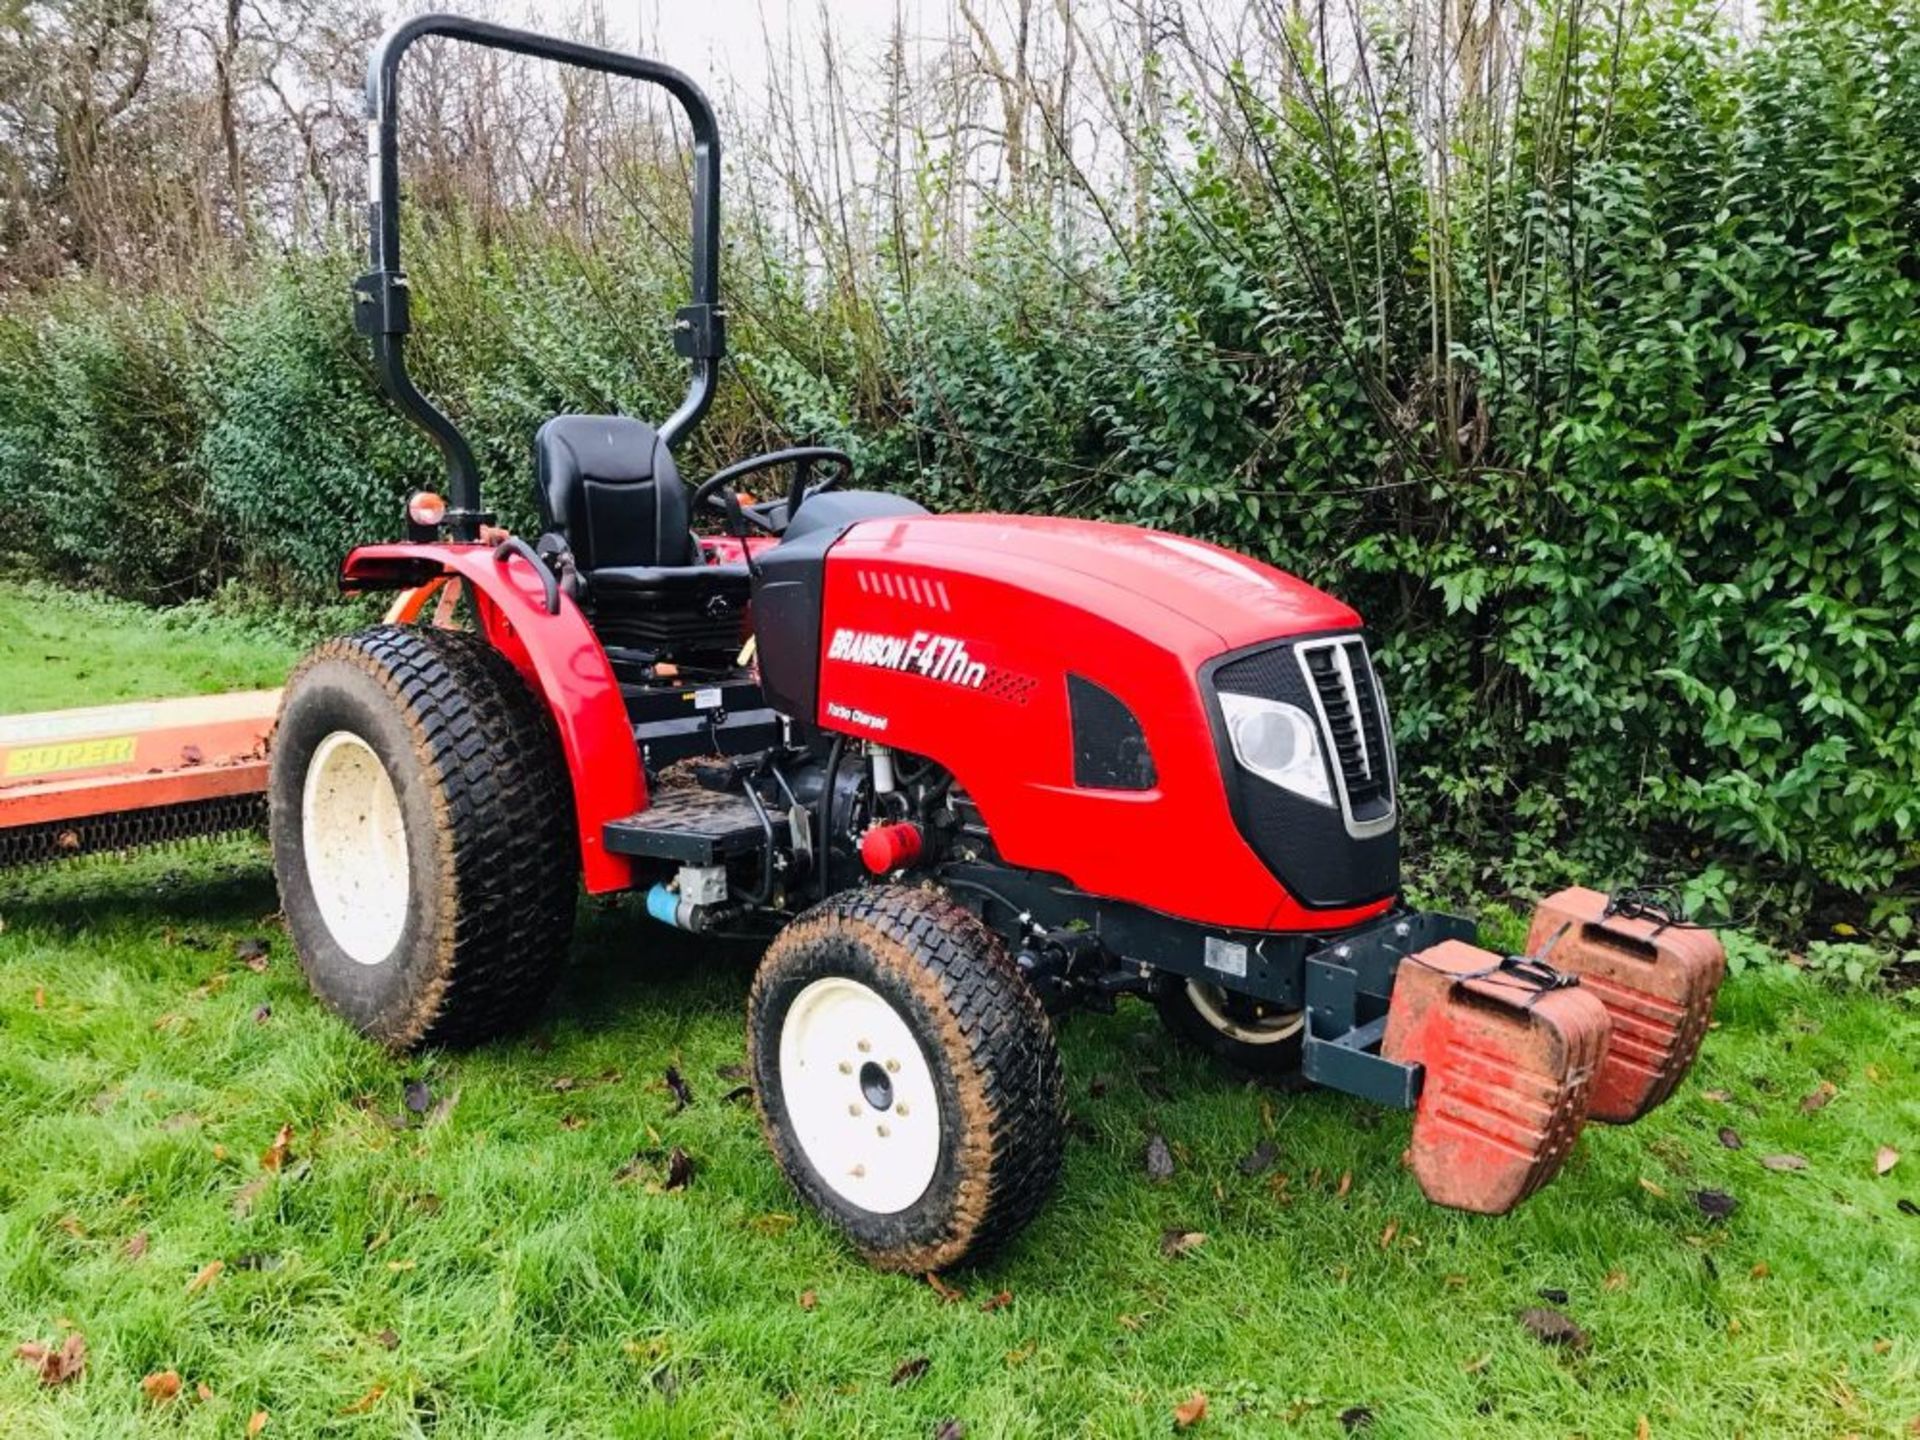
[860,822,924,874]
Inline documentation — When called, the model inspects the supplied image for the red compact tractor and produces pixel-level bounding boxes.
[265,16,1725,1272]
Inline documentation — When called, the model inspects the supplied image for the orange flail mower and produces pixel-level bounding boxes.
[0,689,280,868]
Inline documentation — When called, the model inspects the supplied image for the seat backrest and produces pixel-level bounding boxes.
[533,415,697,572]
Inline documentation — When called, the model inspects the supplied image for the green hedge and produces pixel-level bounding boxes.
[0,1,1913,915]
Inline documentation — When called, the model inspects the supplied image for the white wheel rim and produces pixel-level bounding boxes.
[1185,981,1306,1045]
[301,730,410,967]
[777,977,942,1214]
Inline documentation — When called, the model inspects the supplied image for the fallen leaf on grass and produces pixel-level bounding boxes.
[196,1382,214,1401]
[261,1123,294,1172]
[1875,1146,1900,1176]
[1173,1390,1208,1429]
[1159,1229,1207,1258]
[33,985,45,1010]
[1702,1088,1731,1102]
[248,1410,268,1435]
[341,1385,385,1415]
[715,1062,748,1081]
[1237,1139,1278,1176]
[1339,1405,1375,1431]
[1144,1135,1175,1182]
[235,937,271,972]
[1692,1189,1737,1222]
[664,1066,694,1112]
[891,1356,930,1387]
[798,1290,817,1311]
[664,1147,694,1191]
[1750,1262,1771,1279]
[1462,1352,1491,1374]
[1718,1127,1743,1150]
[376,1328,400,1350]
[186,1260,224,1295]
[1517,1307,1588,1350]
[926,1272,964,1304]
[1638,1177,1668,1198]
[1636,1416,1651,1440]
[124,1232,149,1261]
[1760,1154,1809,1172]
[934,1420,966,1440]
[1800,1081,1837,1113]
[141,1370,182,1403]
[1336,1170,1353,1199]
[979,1290,1012,1313]
[1604,1270,1630,1292]
[559,1114,586,1131]
[1379,1221,1399,1249]
[15,1333,86,1386]
[748,1213,796,1236]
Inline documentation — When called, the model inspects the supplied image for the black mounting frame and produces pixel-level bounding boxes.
[356,13,725,541]
[1299,909,1477,1107]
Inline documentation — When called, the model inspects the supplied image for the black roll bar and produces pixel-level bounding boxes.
[353,13,725,541]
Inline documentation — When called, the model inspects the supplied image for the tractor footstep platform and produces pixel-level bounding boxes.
[604,786,788,865]
[1383,939,1612,1215]
[1526,886,1726,1124]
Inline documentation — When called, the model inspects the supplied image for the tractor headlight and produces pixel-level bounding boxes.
[1218,692,1333,808]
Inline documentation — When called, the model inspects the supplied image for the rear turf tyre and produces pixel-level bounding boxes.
[1156,978,1306,1077]
[269,624,577,1049]
[749,885,1065,1272]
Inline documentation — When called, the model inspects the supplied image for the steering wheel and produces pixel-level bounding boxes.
[691,447,853,535]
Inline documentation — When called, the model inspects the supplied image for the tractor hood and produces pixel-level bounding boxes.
[833,514,1359,656]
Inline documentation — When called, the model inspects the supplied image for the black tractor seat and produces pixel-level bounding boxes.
[533,414,749,655]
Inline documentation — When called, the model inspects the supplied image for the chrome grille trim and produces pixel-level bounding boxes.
[1295,636,1397,840]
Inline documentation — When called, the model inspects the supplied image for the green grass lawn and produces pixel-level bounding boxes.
[0,583,300,712]
[1,585,1916,1438]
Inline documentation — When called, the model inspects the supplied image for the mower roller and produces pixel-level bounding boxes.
[222,14,1725,1270]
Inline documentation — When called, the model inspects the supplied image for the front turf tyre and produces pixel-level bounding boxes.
[269,625,577,1050]
[1156,978,1306,1077]
[749,885,1066,1272]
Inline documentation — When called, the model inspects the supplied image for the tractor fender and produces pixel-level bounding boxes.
[339,541,642,894]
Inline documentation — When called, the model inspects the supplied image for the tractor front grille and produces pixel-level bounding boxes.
[1297,637,1394,829]
[1205,632,1400,909]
